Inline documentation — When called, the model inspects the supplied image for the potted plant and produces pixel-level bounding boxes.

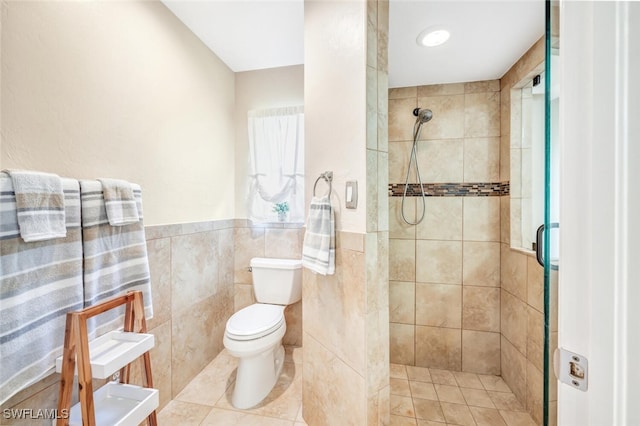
[273,201,290,222]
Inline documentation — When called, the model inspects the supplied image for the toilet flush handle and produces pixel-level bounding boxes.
[247,266,252,272]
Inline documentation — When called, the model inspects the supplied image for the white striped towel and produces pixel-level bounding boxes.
[302,195,335,275]
[2,169,66,242]
[97,178,139,226]
[0,173,83,406]
[80,180,153,339]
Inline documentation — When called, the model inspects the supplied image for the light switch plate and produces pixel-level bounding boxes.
[345,181,358,209]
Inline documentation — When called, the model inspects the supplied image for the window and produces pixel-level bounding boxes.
[247,106,304,223]
[511,63,559,254]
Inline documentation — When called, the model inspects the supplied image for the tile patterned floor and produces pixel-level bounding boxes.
[390,363,537,426]
[158,349,536,426]
[158,347,306,426]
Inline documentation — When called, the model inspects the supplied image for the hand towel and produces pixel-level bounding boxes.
[97,178,139,226]
[2,169,66,242]
[302,195,335,275]
[0,173,83,406]
[80,180,153,339]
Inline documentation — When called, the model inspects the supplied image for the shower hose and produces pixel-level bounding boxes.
[401,119,427,225]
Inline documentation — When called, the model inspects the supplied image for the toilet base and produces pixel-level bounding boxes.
[231,344,285,409]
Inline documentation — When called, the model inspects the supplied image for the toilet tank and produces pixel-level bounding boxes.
[250,258,302,305]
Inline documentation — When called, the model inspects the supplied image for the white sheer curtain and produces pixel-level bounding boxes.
[247,106,304,223]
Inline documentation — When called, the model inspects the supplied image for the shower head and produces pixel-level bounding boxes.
[413,107,433,124]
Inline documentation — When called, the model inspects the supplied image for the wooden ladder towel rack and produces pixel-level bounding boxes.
[56,291,158,426]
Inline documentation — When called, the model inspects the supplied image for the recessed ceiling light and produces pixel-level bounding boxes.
[417,27,450,47]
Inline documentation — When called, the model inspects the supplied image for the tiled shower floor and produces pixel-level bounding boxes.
[390,363,536,426]
[157,348,535,426]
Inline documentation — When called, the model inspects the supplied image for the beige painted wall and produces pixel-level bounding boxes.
[234,65,304,219]
[304,0,368,234]
[0,1,235,225]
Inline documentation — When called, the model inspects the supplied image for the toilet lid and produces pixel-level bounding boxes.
[226,304,285,338]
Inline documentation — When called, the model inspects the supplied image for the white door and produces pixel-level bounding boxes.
[558,1,640,425]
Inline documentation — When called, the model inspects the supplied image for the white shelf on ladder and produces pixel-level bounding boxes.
[54,331,154,379]
[56,291,158,426]
[65,383,158,426]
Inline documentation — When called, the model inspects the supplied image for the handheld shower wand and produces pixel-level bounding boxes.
[401,108,433,225]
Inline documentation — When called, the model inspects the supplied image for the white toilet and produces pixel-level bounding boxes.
[223,257,302,409]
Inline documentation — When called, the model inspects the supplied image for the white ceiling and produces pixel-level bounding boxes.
[162,0,304,72]
[163,0,544,88]
[389,1,544,88]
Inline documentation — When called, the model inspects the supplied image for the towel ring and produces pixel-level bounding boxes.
[313,171,333,197]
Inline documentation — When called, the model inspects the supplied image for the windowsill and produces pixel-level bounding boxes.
[510,246,537,258]
[246,220,305,229]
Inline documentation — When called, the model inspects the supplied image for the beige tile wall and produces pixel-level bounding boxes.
[232,220,305,347]
[147,221,235,403]
[0,220,235,424]
[388,80,502,375]
[368,0,391,422]
[498,249,558,426]
[302,230,390,426]
[500,37,558,426]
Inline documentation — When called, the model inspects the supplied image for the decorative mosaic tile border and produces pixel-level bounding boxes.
[388,182,509,197]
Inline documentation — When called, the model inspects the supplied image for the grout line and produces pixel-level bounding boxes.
[407,375,417,420]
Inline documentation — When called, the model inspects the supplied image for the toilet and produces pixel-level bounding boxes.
[223,257,302,409]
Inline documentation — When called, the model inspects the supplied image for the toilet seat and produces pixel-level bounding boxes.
[225,304,285,341]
